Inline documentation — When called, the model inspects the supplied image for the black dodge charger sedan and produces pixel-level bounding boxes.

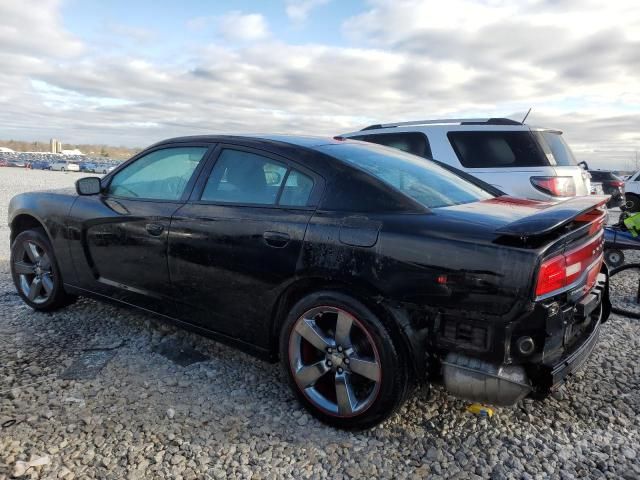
[8,135,610,429]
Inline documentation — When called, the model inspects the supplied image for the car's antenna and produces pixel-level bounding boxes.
[521,108,532,124]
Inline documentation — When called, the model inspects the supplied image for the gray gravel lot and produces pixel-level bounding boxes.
[1,168,639,479]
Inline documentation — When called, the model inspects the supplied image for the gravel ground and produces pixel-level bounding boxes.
[1,168,639,479]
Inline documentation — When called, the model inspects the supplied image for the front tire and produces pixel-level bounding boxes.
[279,291,410,430]
[11,228,77,311]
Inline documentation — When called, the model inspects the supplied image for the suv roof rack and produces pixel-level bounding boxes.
[360,117,522,131]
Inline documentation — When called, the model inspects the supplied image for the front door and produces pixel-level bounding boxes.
[168,146,319,348]
[68,145,210,314]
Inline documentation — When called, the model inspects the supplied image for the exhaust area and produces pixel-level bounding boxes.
[442,353,532,406]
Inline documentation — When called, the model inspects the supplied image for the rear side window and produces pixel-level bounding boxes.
[202,149,287,205]
[201,149,315,207]
[448,131,548,168]
[351,132,432,159]
[280,170,314,206]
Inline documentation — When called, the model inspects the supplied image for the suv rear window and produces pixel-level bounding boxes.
[350,132,432,159]
[534,132,578,166]
[448,131,548,168]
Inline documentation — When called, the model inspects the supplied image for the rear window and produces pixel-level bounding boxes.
[588,171,608,181]
[350,132,432,159]
[448,131,548,168]
[534,132,578,166]
[319,142,493,209]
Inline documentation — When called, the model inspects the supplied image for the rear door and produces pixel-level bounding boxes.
[68,144,211,315]
[168,145,322,348]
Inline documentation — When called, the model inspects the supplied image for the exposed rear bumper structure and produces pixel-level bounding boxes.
[440,272,607,406]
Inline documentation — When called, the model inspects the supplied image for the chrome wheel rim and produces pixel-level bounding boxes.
[288,306,382,417]
[13,240,54,304]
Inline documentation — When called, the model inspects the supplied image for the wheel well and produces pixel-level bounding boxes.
[10,214,45,246]
[269,277,420,380]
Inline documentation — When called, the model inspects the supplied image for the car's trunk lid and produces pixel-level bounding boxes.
[435,195,608,245]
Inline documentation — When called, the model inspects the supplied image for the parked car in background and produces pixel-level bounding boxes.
[587,170,625,209]
[339,118,591,201]
[79,162,97,173]
[8,135,610,429]
[50,161,68,171]
[26,160,50,170]
[7,159,27,168]
[624,170,640,211]
[50,161,80,172]
[98,164,117,174]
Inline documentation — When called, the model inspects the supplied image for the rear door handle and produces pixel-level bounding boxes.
[263,231,290,248]
[145,223,165,236]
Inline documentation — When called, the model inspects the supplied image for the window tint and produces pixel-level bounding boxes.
[108,147,207,200]
[280,170,314,206]
[318,143,494,209]
[588,171,607,181]
[448,131,548,168]
[535,132,578,166]
[352,132,432,159]
[201,149,287,205]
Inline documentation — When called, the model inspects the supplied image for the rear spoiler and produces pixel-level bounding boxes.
[495,196,609,237]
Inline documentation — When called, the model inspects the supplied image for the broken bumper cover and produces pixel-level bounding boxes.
[544,317,601,392]
[440,273,607,406]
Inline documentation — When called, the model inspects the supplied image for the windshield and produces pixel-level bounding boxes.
[535,132,578,166]
[319,142,494,209]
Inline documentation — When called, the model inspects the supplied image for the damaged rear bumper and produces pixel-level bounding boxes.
[439,272,608,406]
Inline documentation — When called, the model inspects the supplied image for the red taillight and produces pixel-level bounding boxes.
[608,180,624,188]
[536,255,566,296]
[530,176,577,196]
[535,231,604,297]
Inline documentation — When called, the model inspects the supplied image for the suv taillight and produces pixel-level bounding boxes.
[535,231,604,297]
[608,180,624,188]
[530,176,576,196]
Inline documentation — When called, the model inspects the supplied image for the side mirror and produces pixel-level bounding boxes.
[76,177,102,196]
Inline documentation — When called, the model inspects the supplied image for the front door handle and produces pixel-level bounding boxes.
[263,231,290,248]
[145,223,165,236]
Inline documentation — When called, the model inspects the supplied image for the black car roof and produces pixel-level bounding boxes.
[153,134,344,150]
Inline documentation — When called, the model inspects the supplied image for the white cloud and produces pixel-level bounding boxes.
[217,11,270,42]
[285,0,331,22]
[0,1,639,170]
[0,0,83,58]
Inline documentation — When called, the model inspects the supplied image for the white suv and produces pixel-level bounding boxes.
[339,118,591,201]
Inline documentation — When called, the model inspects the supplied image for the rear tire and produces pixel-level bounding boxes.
[279,291,410,430]
[11,228,77,311]
[626,194,640,213]
[605,249,625,268]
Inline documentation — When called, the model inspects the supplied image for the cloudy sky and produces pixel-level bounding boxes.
[0,0,639,169]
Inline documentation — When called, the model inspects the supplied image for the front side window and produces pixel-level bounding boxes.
[448,131,548,168]
[201,149,287,205]
[319,143,493,209]
[108,147,207,200]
